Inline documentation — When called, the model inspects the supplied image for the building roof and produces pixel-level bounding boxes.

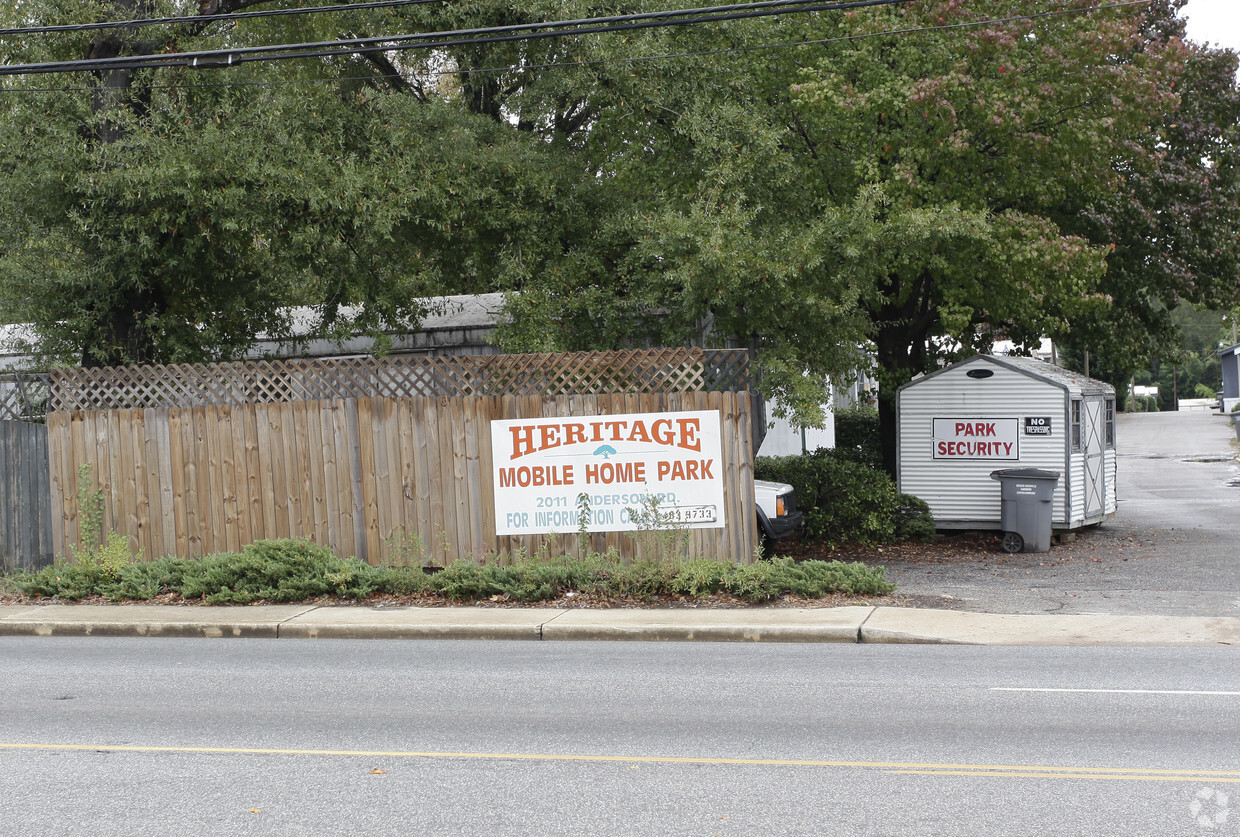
[0,293,510,371]
[985,355,1113,395]
[900,353,1114,396]
[248,293,506,359]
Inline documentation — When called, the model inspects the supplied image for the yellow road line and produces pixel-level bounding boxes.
[0,741,1237,782]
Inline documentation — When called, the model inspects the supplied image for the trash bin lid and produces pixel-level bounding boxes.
[990,468,1061,481]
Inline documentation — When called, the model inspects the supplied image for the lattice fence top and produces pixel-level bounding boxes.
[48,349,750,412]
[0,374,50,422]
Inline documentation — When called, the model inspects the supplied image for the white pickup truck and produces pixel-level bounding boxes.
[754,479,803,555]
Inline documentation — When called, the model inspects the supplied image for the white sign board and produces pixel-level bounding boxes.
[932,418,1019,460]
[490,410,726,535]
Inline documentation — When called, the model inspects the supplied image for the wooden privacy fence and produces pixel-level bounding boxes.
[46,349,757,565]
[0,420,53,570]
[0,375,54,570]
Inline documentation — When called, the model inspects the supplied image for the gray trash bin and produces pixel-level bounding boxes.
[989,468,1061,553]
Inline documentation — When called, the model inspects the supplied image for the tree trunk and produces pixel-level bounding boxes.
[868,274,935,478]
[81,1,158,368]
[873,324,910,478]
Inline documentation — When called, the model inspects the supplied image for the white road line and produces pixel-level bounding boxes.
[991,688,1240,696]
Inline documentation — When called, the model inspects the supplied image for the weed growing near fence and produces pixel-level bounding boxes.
[383,527,429,568]
[70,464,143,575]
[625,493,692,564]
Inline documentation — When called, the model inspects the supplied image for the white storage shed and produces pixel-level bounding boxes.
[896,355,1117,532]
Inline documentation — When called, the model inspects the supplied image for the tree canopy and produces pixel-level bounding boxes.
[0,0,583,365]
[1,0,1237,469]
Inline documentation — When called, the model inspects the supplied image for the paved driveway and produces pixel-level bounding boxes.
[880,410,1240,617]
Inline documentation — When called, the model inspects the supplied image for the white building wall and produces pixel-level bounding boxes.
[897,365,1071,528]
[757,399,835,457]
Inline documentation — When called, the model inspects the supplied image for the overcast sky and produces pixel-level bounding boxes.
[1179,0,1240,52]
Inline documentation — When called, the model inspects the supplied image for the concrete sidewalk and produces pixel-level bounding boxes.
[1,603,1237,646]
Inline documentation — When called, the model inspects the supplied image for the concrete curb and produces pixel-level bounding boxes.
[0,604,318,639]
[540,606,872,643]
[0,604,1238,646]
[276,607,550,640]
[860,608,1240,646]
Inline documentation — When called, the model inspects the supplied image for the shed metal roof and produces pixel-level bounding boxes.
[900,354,1114,397]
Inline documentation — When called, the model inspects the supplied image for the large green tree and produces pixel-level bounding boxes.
[2,0,1238,477]
[0,0,581,366]
[788,0,1200,471]
[1057,2,1240,393]
[498,0,1236,470]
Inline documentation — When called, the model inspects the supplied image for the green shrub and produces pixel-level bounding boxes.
[179,539,384,604]
[377,565,433,595]
[725,560,780,600]
[811,457,900,545]
[427,562,542,602]
[8,541,898,605]
[101,557,194,601]
[716,557,894,601]
[600,559,681,601]
[756,450,900,546]
[670,559,731,596]
[759,557,895,598]
[893,494,936,543]
[16,563,106,600]
[423,556,610,602]
[830,407,882,469]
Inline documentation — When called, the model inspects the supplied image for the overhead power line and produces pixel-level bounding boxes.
[0,0,916,76]
[0,0,449,38]
[0,0,1154,85]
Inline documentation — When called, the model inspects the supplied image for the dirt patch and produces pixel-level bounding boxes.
[779,525,1147,570]
[776,530,1006,565]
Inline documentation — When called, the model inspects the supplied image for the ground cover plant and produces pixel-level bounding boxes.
[8,538,895,605]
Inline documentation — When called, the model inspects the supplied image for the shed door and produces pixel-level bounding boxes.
[1080,396,1107,519]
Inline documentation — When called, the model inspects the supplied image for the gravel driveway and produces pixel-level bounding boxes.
[878,409,1240,616]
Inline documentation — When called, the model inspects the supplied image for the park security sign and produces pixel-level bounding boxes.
[931,418,1019,460]
[490,410,726,535]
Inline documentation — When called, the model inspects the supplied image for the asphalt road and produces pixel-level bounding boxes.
[1,638,1237,836]
[880,410,1240,617]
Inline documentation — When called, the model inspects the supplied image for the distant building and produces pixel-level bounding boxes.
[1219,342,1240,412]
